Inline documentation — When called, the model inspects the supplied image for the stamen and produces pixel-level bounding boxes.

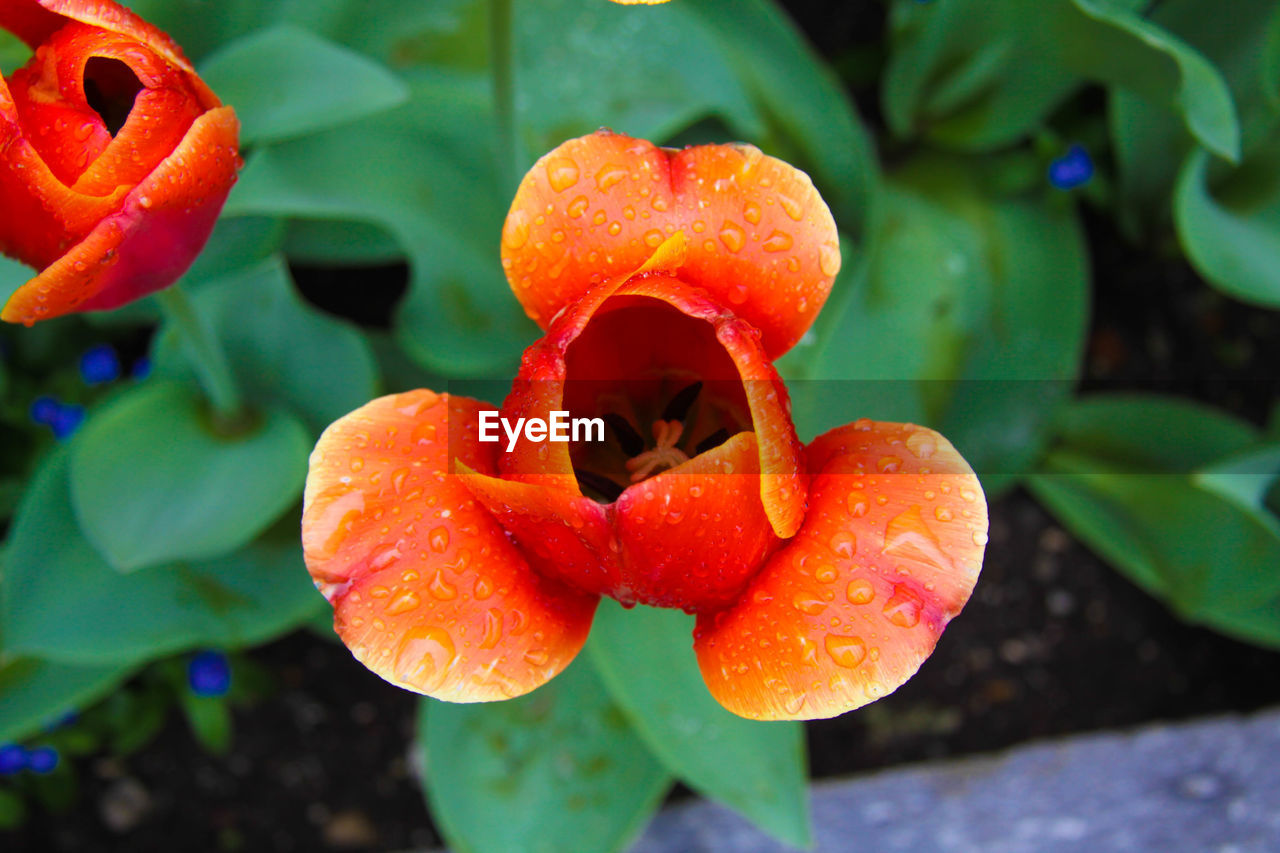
[661,381,703,422]
[695,428,731,455]
[603,413,645,457]
[626,420,690,482]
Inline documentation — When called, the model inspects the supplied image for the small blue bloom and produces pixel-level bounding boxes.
[50,403,86,441]
[26,746,59,774]
[30,395,60,425]
[1049,144,1093,190]
[188,650,232,697]
[0,744,25,775]
[79,344,121,385]
[131,357,152,381]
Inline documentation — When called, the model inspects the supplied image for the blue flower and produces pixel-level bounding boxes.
[188,650,232,697]
[0,744,25,775]
[80,344,121,385]
[30,395,60,425]
[51,403,86,441]
[1049,144,1093,190]
[26,746,59,774]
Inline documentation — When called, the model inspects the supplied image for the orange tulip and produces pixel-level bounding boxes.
[0,0,240,325]
[303,131,987,720]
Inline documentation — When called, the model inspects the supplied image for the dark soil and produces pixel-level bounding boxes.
[9,1,1280,851]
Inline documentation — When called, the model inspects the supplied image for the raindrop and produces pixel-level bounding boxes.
[762,230,792,252]
[595,164,627,191]
[882,584,923,628]
[847,491,869,517]
[481,608,503,649]
[393,627,456,688]
[906,430,937,459]
[792,595,827,615]
[819,242,841,277]
[743,201,762,224]
[719,221,746,253]
[546,156,580,192]
[824,634,866,668]
[829,531,855,559]
[567,195,589,218]
[846,577,875,605]
[428,526,450,552]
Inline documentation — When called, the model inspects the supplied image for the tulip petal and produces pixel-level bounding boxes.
[694,421,987,720]
[614,432,782,612]
[1,106,240,323]
[502,130,840,358]
[1,0,198,78]
[456,462,623,598]
[303,390,598,702]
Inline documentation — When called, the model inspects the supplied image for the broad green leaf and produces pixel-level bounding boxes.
[151,257,378,432]
[420,661,671,853]
[68,382,309,572]
[120,0,362,62]
[0,658,136,743]
[199,24,409,146]
[224,71,534,376]
[283,219,404,265]
[792,155,1088,494]
[1175,142,1280,308]
[588,601,810,848]
[2,450,323,664]
[1194,444,1280,539]
[1111,0,1280,232]
[1028,395,1280,637]
[884,0,1238,160]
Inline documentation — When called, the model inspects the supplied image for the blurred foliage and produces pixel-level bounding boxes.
[2,0,1279,848]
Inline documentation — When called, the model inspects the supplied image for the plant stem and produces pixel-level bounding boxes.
[155,286,243,421]
[491,0,519,193]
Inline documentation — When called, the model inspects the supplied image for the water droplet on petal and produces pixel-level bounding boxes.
[595,164,627,191]
[428,527,450,552]
[935,506,954,522]
[906,430,937,459]
[829,531,855,559]
[779,194,804,221]
[819,242,841,277]
[393,627,456,689]
[481,608,504,649]
[743,201,762,224]
[546,156,580,192]
[567,195,589,218]
[814,563,838,583]
[762,230,792,252]
[502,209,530,250]
[847,491,869,517]
[825,634,866,668]
[883,584,923,628]
[792,594,827,615]
[719,221,746,253]
[386,591,421,615]
[428,570,458,600]
[846,578,875,605]
[523,647,550,667]
[474,576,494,600]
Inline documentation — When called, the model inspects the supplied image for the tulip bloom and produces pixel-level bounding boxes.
[303,131,987,720]
[0,0,240,324]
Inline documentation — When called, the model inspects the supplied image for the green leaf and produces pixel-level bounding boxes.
[151,256,378,432]
[224,71,534,376]
[199,24,409,146]
[419,661,671,853]
[0,27,29,75]
[884,0,1239,159]
[68,382,309,572]
[792,155,1088,494]
[0,658,136,743]
[587,601,810,848]
[3,450,323,664]
[178,694,233,755]
[1175,142,1280,308]
[1111,0,1280,232]
[1194,444,1280,539]
[1028,395,1280,639]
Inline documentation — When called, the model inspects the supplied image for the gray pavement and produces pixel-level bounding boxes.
[631,708,1280,853]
